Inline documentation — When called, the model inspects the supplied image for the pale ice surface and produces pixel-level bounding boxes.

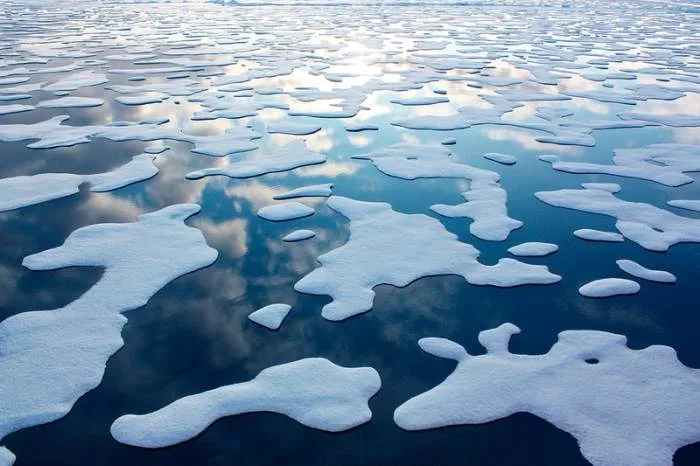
[0,205,218,462]
[536,187,700,252]
[258,202,315,222]
[274,183,333,200]
[0,154,158,211]
[0,104,33,115]
[668,200,700,213]
[579,278,640,298]
[507,242,559,257]
[616,259,676,284]
[186,141,325,180]
[574,229,624,242]
[353,144,522,241]
[248,304,292,330]
[581,182,621,193]
[394,323,700,466]
[111,358,381,447]
[483,153,516,165]
[295,196,560,321]
[283,229,316,242]
[36,96,104,108]
[266,122,322,136]
[0,447,14,466]
[390,95,449,106]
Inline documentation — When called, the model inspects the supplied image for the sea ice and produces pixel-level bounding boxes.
[394,323,700,466]
[36,96,104,108]
[295,196,560,321]
[483,153,516,165]
[0,104,33,115]
[390,95,449,106]
[111,358,381,447]
[266,122,322,136]
[274,183,333,200]
[668,200,700,212]
[579,278,640,298]
[507,242,558,257]
[616,259,676,284]
[257,202,315,222]
[248,303,292,330]
[283,229,316,242]
[573,229,624,242]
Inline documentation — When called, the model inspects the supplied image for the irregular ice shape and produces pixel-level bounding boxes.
[581,182,620,193]
[266,122,322,136]
[394,323,700,466]
[295,196,560,321]
[248,304,292,330]
[43,70,108,92]
[542,144,700,187]
[618,112,700,128]
[274,183,333,200]
[36,96,104,108]
[0,154,158,211]
[579,278,640,298]
[0,104,33,115]
[668,200,700,212]
[186,141,325,180]
[616,259,676,284]
[573,229,624,242]
[283,229,316,242]
[0,447,13,466]
[536,188,700,251]
[0,205,217,462]
[390,95,449,106]
[257,202,314,222]
[483,152,516,165]
[115,95,166,106]
[507,242,558,257]
[111,358,380,448]
[353,144,522,241]
[345,123,378,132]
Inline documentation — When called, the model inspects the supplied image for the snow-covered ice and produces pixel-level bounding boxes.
[248,304,292,330]
[507,242,558,257]
[258,202,315,222]
[283,229,316,242]
[616,259,676,284]
[274,183,333,200]
[579,278,640,298]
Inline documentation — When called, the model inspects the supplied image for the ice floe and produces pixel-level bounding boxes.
[248,303,292,330]
[111,358,381,447]
[394,323,700,466]
[283,229,316,242]
[36,96,104,108]
[295,196,559,321]
[579,278,640,298]
[266,122,322,136]
[616,259,676,284]
[573,229,624,242]
[483,152,516,165]
[668,200,700,212]
[507,242,558,257]
[274,183,333,200]
[258,202,315,222]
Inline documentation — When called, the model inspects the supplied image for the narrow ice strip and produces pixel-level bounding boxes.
[248,304,292,330]
[0,104,33,115]
[581,182,620,193]
[283,229,316,242]
[345,123,378,132]
[579,278,640,298]
[36,96,104,108]
[0,154,158,211]
[186,141,325,180]
[0,205,218,462]
[43,70,108,92]
[295,196,559,321]
[266,122,322,136]
[390,95,449,106]
[573,229,624,242]
[115,95,166,106]
[668,200,700,212]
[616,259,676,284]
[394,323,700,466]
[257,202,314,222]
[274,183,333,200]
[483,153,516,165]
[535,187,700,251]
[111,358,381,448]
[618,112,700,128]
[507,242,558,257]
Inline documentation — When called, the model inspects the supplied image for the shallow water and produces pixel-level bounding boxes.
[1,1,700,465]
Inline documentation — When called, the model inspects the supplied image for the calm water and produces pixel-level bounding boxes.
[1,1,700,464]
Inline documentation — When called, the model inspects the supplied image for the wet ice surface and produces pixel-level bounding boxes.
[1,0,700,465]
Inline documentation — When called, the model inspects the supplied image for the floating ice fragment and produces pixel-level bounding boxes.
[616,260,675,284]
[248,304,292,330]
[36,96,104,108]
[274,183,333,200]
[43,70,108,92]
[345,123,378,132]
[581,182,620,193]
[390,95,449,106]
[483,152,516,165]
[0,104,33,115]
[667,200,700,212]
[295,196,559,321]
[267,122,322,136]
[573,229,624,242]
[441,137,456,145]
[394,323,700,466]
[283,229,316,242]
[507,242,558,257]
[111,358,381,447]
[115,95,166,106]
[257,202,315,222]
[579,278,640,298]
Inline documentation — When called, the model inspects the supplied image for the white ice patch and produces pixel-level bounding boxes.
[390,95,449,106]
[573,229,624,242]
[0,447,14,466]
[579,278,640,298]
[668,200,700,213]
[248,303,292,330]
[0,104,33,115]
[616,259,676,284]
[274,183,333,200]
[507,242,558,257]
[295,196,560,321]
[0,154,158,211]
[257,202,315,222]
[266,122,322,136]
[43,70,108,92]
[111,358,381,447]
[0,205,218,462]
[394,323,700,466]
[186,141,325,180]
[536,187,700,252]
[283,229,316,242]
[483,153,516,165]
[353,144,522,241]
[581,182,621,193]
[36,96,104,108]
